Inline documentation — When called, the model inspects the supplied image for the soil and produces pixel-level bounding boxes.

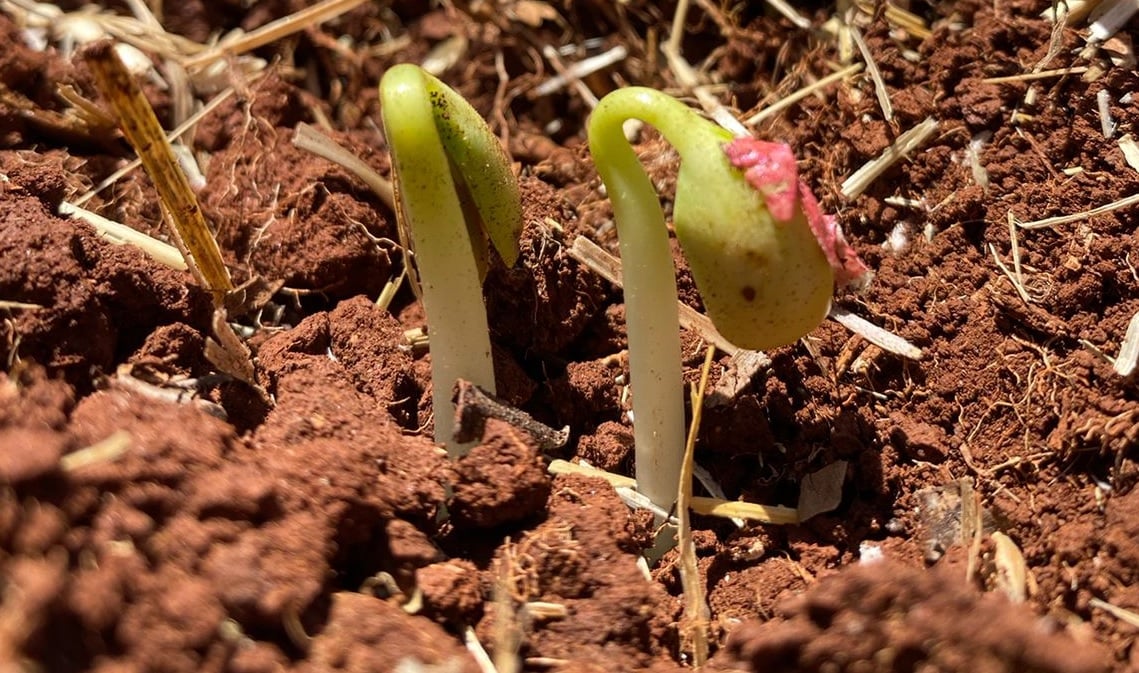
[1,0,1138,672]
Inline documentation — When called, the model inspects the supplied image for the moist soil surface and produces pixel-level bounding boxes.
[2,1,1139,671]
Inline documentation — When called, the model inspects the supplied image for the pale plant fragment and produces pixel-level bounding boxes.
[59,202,187,271]
[0,300,44,311]
[84,43,232,302]
[421,35,469,76]
[540,44,600,108]
[664,0,748,137]
[463,626,503,673]
[849,25,893,122]
[1117,133,1139,171]
[1034,0,1071,71]
[982,66,1090,84]
[531,45,628,98]
[967,131,991,193]
[1097,89,1116,138]
[762,0,812,29]
[548,460,801,524]
[1014,191,1139,229]
[852,0,933,39]
[827,306,924,360]
[59,430,131,472]
[990,531,1032,603]
[292,123,396,210]
[1040,0,1098,24]
[689,497,799,524]
[841,117,939,199]
[547,459,636,488]
[677,346,715,668]
[1112,310,1139,377]
[1088,0,1139,42]
[181,0,369,70]
[745,64,864,126]
[1089,597,1139,628]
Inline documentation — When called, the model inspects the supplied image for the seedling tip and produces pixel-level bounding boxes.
[379,64,522,456]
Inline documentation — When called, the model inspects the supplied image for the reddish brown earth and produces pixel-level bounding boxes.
[1,0,1138,671]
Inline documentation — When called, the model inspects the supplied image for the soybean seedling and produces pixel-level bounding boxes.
[588,87,868,512]
[379,64,523,456]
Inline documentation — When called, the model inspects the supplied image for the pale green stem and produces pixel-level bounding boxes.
[380,64,520,456]
[588,88,728,511]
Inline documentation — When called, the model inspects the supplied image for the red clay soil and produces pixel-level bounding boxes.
[1,0,1138,671]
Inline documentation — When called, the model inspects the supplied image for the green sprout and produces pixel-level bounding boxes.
[588,87,867,511]
[379,64,522,456]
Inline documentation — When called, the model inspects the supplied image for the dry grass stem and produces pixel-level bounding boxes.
[0,300,43,310]
[981,66,1090,83]
[566,236,741,355]
[764,0,812,29]
[827,306,924,360]
[463,626,503,673]
[547,459,636,488]
[181,0,369,70]
[1014,191,1139,229]
[677,346,715,667]
[59,202,187,271]
[990,531,1031,602]
[73,83,243,207]
[1089,597,1139,628]
[59,430,131,472]
[664,46,747,136]
[541,45,600,108]
[292,123,396,210]
[885,3,933,39]
[666,0,691,56]
[840,116,938,199]
[85,43,233,302]
[745,64,863,126]
[688,497,799,524]
[849,25,893,122]
[530,45,628,98]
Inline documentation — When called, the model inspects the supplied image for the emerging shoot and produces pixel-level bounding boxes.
[587,87,867,512]
[379,64,522,456]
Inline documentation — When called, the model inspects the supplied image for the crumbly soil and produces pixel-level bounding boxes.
[2,1,1138,671]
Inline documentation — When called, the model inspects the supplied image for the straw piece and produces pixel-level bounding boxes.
[840,117,938,199]
[828,305,924,360]
[745,64,863,126]
[1014,191,1139,229]
[676,346,714,667]
[59,202,187,270]
[292,123,395,210]
[850,25,893,122]
[1114,311,1139,377]
[84,42,232,302]
[689,497,800,524]
[181,0,369,70]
